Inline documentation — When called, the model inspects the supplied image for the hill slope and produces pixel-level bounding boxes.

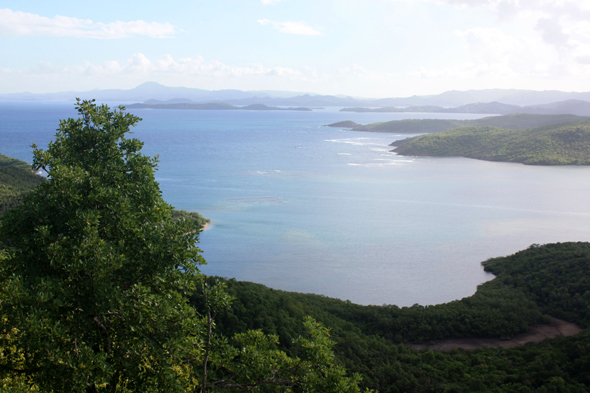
[344,113,590,134]
[0,153,46,215]
[391,120,590,165]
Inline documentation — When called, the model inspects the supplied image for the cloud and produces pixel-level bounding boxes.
[0,53,360,95]
[25,54,308,80]
[0,8,177,39]
[397,0,590,84]
[536,17,571,49]
[261,0,284,4]
[258,19,322,35]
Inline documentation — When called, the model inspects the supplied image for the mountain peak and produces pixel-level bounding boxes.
[132,82,167,91]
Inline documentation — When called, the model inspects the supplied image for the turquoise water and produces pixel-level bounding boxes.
[3,101,590,306]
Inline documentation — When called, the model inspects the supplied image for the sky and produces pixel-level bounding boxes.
[2,0,590,98]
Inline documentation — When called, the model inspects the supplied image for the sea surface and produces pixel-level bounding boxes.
[2,101,590,306]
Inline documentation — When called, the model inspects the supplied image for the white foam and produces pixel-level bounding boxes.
[347,159,412,167]
[325,138,388,147]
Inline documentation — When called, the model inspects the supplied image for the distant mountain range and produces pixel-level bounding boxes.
[127,101,312,111]
[3,81,590,109]
[0,82,318,103]
[341,100,590,117]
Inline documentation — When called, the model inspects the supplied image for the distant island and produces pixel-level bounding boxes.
[327,113,590,134]
[341,99,590,116]
[127,100,312,111]
[391,120,590,165]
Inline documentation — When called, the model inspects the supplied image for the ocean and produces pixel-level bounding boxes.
[2,101,590,306]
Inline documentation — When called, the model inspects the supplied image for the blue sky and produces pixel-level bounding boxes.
[2,0,590,97]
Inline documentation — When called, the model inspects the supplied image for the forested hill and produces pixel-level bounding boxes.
[0,153,45,216]
[194,242,590,392]
[391,120,590,165]
[329,113,590,134]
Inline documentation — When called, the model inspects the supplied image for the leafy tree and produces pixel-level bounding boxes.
[0,99,205,392]
[0,100,360,393]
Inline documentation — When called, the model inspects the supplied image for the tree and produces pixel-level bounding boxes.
[0,99,361,392]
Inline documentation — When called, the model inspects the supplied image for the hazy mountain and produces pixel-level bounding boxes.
[521,99,590,116]
[0,82,315,103]
[3,82,590,108]
[342,100,590,116]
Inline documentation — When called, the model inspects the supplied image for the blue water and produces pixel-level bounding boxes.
[3,101,590,306]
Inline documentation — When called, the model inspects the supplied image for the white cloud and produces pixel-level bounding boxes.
[261,0,284,4]
[394,0,590,87]
[0,8,177,39]
[258,19,322,35]
[22,54,308,80]
[0,54,383,95]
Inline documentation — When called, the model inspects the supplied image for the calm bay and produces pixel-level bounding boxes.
[2,101,590,306]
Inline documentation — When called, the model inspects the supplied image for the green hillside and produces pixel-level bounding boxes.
[354,118,462,133]
[392,120,590,165]
[0,153,46,216]
[351,113,588,134]
[194,242,590,392]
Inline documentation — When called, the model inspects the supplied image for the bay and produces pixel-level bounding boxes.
[2,101,590,306]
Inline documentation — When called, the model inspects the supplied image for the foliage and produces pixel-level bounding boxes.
[392,120,590,165]
[483,242,590,327]
[0,99,360,393]
[0,99,206,392]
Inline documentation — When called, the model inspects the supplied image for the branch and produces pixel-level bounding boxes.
[92,316,111,355]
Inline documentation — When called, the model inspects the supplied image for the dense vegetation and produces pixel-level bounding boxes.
[0,153,46,216]
[392,120,590,165]
[483,242,590,327]
[346,113,589,134]
[196,241,590,392]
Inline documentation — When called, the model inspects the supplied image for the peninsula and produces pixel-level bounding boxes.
[391,120,590,165]
[327,113,590,134]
